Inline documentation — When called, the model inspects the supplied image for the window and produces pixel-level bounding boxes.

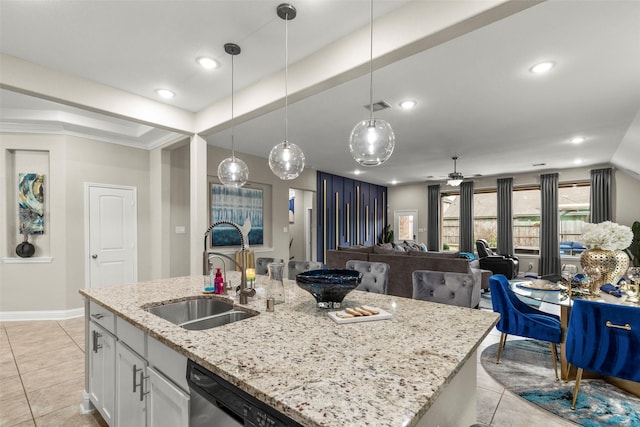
[441,182,590,255]
[441,195,459,251]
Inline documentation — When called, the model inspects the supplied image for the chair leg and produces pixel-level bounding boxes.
[571,368,584,410]
[550,343,559,381]
[496,333,507,364]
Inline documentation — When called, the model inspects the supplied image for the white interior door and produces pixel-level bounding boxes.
[88,185,137,288]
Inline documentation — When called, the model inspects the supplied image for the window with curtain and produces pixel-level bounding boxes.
[441,182,590,255]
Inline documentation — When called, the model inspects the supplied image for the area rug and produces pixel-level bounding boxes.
[481,339,640,426]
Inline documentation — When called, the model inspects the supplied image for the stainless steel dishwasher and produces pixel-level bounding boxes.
[187,360,303,427]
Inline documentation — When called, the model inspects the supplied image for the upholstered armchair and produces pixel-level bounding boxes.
[476,239,519,279]
[345,260,389,294]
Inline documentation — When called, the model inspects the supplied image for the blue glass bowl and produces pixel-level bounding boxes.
[296,269,362,309]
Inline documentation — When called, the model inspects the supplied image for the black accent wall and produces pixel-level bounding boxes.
[316,171,387,262]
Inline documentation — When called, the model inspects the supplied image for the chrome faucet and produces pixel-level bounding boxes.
[203,221,254,304]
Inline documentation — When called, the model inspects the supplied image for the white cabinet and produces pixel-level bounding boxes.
[147,367,189,427]
[89,321,116,426]
[115,341,147,427]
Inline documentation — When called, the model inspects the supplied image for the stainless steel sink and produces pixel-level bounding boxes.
[181,311,255,331]
[145,298,233,324]
[144,298,256,330]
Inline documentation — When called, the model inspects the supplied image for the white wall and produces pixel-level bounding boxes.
[1,133,150,314]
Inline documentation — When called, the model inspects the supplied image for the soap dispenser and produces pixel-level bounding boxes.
[214,268,224,294]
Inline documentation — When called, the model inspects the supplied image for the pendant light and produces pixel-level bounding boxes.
[349,0,395,166]
[447,156,464,186]
[217,43,249,188]
[269,3,305,180]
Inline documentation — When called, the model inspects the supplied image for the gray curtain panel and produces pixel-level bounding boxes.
[427,184,441,251]
[590,168,612,223]
[497,177,514,255]
[459,181,474,253]
[539,173,561,277]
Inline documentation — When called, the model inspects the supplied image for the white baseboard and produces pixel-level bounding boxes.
[0,307,84,321]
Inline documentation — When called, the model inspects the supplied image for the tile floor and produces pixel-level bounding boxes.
[0,317,577,427]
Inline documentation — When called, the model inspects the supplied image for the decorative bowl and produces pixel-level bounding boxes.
[296,269,362,308]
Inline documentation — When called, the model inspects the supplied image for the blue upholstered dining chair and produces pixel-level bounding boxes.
[489,274,562,380]
[566,299,640,410]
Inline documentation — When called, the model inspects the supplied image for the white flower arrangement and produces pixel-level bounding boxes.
[580,221,633,251]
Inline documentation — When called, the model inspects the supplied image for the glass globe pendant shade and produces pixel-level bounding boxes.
[349,118,395,166]
[268,141,305,180]
[217,155,249,188]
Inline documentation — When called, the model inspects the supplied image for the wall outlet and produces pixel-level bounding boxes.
[175,226,185,234]
[527,262,533,272]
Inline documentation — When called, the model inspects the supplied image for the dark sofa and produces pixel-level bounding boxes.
[326,246,490,299]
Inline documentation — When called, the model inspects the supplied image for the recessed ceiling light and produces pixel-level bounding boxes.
[530,61,555,74]
[156,89,175,99]
[399,100,417,110]
[196,56,219,70]
[353,170,362,175]
[390,180,397,185]
[570,136,586,144]
[574,159,583,165]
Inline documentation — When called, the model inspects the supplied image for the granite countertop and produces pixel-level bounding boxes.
[80,272,499,427]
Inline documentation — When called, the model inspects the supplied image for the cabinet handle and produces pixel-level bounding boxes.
[91,313,104,320]
[92,330,103,353]
[133,364,143,393]
[139,371,150,402]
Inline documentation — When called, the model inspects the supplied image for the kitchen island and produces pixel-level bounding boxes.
[80,272,499,427]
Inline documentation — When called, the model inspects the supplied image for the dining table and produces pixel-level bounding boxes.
[509,278,640,397]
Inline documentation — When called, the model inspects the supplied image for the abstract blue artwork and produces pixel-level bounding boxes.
[18,173,44,234]
[211,184,263,246]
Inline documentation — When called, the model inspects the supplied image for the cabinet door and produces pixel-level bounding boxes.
[116,342,147,427]
[89,321,116,425]
[147,367,189,427]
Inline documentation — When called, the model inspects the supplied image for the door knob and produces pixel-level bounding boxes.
[92,254,98,259]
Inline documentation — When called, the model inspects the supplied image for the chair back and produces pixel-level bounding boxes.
[489,274,561,343]
[476,239,494,258]
[412,270,477,308]
[256,257,284,275]
[345,260,389,294]
[566,299,640,382]
[287,260,324,280]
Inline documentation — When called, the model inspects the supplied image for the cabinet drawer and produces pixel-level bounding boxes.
[148,336,188,392]
[89,301,115,334]
[116,317,146,358]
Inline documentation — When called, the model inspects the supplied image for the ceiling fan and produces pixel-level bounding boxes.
[424,156,481,185]
[447,156,464,186]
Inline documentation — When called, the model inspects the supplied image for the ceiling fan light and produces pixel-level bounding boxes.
[218,156,249,188]
[349,118,395,166]
[269,141,305,180]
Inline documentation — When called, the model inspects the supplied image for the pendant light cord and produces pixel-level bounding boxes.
[231,53,236,158]
[284,9,290,145]
[368,0,374,120]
